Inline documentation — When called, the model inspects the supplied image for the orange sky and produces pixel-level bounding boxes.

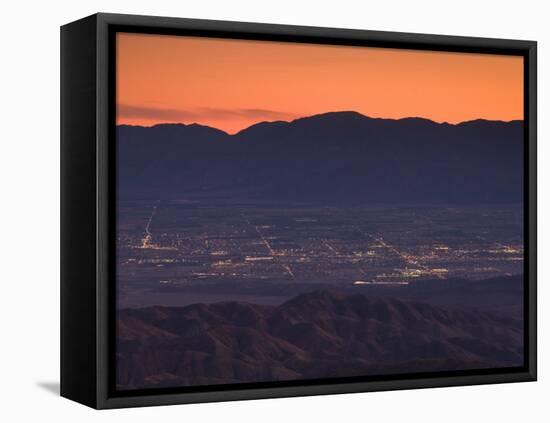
[116,32,523,134]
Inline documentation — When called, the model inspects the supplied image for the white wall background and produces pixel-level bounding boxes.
[0,0,547,420]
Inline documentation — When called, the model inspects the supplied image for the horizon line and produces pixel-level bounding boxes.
[116,110,524,136]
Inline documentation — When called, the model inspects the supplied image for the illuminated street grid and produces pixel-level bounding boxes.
[116,201,524,294]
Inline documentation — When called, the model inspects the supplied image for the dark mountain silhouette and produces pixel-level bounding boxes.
[117,111,523,204]
[116,290,523,389]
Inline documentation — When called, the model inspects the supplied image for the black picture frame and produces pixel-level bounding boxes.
[61,12,537,409]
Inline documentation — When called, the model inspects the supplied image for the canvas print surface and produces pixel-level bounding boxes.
[115,33,525,391]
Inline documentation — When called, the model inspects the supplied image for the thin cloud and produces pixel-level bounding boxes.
[117,104,298,122]
[117,104,195,121]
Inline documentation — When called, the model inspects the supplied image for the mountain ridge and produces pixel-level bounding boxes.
[117,111,524,204]
[117,290,523,390]
[118,110,523,135]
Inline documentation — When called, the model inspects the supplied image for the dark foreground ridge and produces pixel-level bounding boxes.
[117,111,524,204]
[117,289,523,389]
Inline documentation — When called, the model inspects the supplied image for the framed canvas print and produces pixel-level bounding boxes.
[60,13,537,409]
